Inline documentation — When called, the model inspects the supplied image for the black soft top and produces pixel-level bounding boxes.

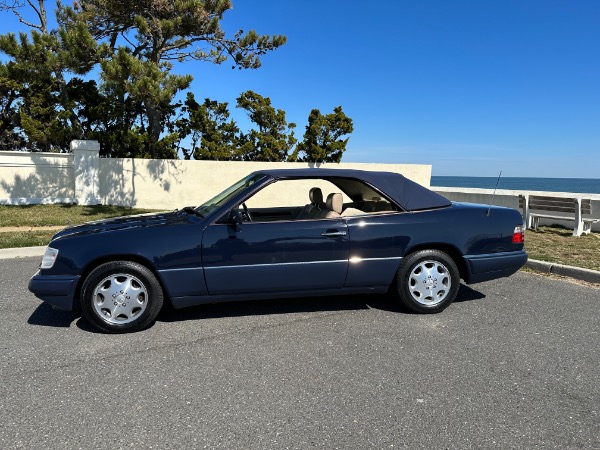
[252,168,451,212]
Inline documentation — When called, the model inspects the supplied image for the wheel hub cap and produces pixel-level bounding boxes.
[408,260,451,306]
[92,273,148,325]
[424,276,437,288]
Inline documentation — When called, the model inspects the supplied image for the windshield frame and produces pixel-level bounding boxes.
[195,173,268,218]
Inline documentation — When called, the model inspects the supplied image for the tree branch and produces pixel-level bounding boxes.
[25,0,46,33]
[0,0,43,30]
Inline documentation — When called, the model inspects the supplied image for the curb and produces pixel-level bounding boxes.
[1,247,599,284]
[525,259,600,284]
[0,246,46,260]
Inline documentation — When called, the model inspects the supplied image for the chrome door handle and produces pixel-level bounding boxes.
[321,230,347,237]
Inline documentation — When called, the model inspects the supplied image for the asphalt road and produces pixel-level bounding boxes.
[1,257,598,450]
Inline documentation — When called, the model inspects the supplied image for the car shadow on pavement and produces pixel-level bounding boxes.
[28,303,74,328]
[454,283,487,303]
[27,284,486,330]
[158,294,373,324]
[158,283,486,324]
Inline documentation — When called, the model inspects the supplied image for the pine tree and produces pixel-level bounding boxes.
[180,94,242,161]
[0,0,102,149]
[292,106,354,163]
[236,90,297,162]
[0,62,25,150]
[61,0,287,158]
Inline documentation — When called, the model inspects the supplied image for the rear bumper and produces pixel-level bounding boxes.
[464,250,528,284]
[28,272,80,311]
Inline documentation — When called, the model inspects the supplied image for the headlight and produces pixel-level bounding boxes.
[40,247,59,269]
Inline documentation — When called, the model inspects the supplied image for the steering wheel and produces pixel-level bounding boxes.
[241,202,253,222]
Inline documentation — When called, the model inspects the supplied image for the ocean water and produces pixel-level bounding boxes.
[431,176,600,194]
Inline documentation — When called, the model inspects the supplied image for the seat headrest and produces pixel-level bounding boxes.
[309,187,324,206]
[326,193,343,214]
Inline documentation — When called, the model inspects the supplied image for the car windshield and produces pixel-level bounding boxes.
[195,173,267,217]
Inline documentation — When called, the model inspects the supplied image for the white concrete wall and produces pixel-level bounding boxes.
[434,187,600,232]
[72,140,101,205]
[0,143,432,209]
[97,159,432,209]
[0,151,75,204]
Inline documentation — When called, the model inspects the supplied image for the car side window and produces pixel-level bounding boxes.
[237,178,397,222]
[241,179,349,222]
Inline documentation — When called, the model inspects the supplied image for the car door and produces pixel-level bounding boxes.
[201,218,349,295]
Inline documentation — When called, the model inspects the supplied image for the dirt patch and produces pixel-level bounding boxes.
[0,226,65,233]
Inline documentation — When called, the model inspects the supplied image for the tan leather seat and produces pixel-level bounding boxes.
[316,193,343,219]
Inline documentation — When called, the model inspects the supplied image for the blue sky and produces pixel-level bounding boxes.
[3,1,600,178]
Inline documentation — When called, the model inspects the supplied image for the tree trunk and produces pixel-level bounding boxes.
[55,71,85,139]
[146,100,161,158]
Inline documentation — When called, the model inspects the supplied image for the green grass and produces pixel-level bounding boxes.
[0,204,163,228]
[524,225,600,272]
[0,204,166,249]
[0,230,57,249]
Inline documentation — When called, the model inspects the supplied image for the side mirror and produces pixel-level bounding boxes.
[230,209,244,225]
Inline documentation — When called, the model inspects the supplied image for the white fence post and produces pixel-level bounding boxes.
[523,194,530,228]
[71,140,100,205]
[573,197,583,237]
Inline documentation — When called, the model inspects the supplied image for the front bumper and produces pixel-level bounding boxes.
[28,272,80,311]
[464,250,528,284]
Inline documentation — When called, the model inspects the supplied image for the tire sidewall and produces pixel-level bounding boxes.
[81,261,164,333]
[396,249,460,313]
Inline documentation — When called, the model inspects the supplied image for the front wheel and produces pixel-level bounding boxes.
[81,261,164,333]
[392,249,460,314]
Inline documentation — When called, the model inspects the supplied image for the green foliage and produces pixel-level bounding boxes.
[236,90,297,162]
[0,0,103,150]
[0,32,72,150]
[177,92,355,163]
[60,0,287,158]
[0,0,286,157]
[18,85,67,150]
[179,93,242,161]
[97,48,190,157]
[0,2,354,162]
[68,0,287,68]
[291,106,354,163]
[0,62,25,150]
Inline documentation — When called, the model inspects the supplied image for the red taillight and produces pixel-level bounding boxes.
[512,225,525,243]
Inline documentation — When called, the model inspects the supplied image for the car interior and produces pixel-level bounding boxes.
[238,177,399,223]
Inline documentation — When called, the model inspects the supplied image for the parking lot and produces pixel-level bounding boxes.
[1,256,598,449]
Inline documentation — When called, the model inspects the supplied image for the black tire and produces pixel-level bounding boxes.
[392,249,460,314]
[80,261,164,333]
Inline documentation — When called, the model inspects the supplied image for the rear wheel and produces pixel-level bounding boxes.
[392,249,460,313]
[81,261,163,333]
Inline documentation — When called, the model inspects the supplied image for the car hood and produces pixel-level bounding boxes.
[52,210,198,240]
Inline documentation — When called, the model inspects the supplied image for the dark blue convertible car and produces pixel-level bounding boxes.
[29,169,527,333]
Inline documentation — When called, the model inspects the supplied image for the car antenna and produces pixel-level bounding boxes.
[486,170,502,217]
